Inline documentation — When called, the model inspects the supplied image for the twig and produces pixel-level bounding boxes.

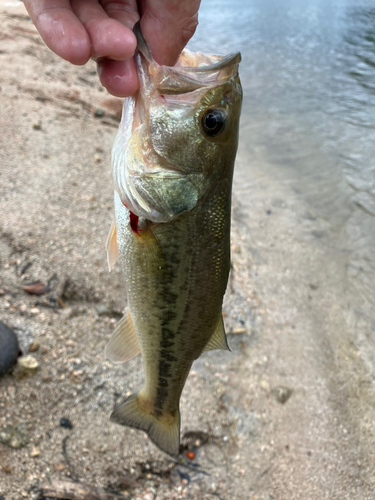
[40,480,127,500]
[62,436,78,481]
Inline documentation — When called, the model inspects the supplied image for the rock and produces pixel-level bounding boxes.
[30,446,40,457]
[95,303,122,319]
[0,425,28,448]
[144,494,155,500]
[0,322,19,376]
[60,417,73,429]
[232,327,247,335]
[94,108,105,118]
[16,356,39,379]
[260,380,270,392]
[28,340,40,353]
[272,385,293,404]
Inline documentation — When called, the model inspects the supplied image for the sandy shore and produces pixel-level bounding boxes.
[1,3,375,499]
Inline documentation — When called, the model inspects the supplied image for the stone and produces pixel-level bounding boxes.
[60,417,73,429]
[0,322,19,376]
[260,380,270,392]
[272,385,293,404]
[30,446,40,457]
[28,340,40,353]
[95,303,122,319]
[232,327,247,335]
[144,493,155,500]
[94,108,105,118]
[16,356,39,379]
[0,425,28,448]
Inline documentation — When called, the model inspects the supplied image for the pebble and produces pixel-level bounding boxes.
[0,322,19,376]
[28,340,40,353]
[0,425,28,448]
[260,380,270,392]
[30,446,41,458]
[60,417,73,429]
[94,108,105,118]
[16,356,39,379]
[143,493,155,500]
[272,385,293,404]
[95,303,122,319]
[232,327,247,335]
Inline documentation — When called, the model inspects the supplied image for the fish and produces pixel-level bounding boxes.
[106,22,242,456]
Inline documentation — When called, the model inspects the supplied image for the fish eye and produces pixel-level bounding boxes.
[201,109,227,137]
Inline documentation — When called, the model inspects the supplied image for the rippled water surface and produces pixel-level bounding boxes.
[190,0,375,311]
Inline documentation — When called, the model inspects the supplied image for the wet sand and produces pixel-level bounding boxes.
[1,3,375,499]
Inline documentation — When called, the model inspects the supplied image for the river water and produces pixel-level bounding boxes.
[190,0,375,356]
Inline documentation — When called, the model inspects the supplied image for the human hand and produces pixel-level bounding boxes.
[23,0,201,97]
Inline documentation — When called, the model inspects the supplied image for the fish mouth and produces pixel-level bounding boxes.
[133,21,241,96]
[111,23,241,223]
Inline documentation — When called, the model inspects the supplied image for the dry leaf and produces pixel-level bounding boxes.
[23,281,50,296]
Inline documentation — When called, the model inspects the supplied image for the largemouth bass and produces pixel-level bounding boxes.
[106,23,242,456]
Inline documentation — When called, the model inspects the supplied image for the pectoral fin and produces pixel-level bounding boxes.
[106,218,119,272]
[202,316,230,353]
[105,308,141,363]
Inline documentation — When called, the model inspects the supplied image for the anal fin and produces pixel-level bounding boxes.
[105,308,141,363]
[202,315,230,353]
[106,218,119,272]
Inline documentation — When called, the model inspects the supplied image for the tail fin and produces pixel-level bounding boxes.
[110,392,180,456]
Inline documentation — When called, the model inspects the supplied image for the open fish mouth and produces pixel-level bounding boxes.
[111,22,242,223]
[134,20,241,98]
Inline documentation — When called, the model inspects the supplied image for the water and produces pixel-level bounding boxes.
[189,0,375,315]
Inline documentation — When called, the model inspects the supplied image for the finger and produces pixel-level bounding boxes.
[71,0,137,60]
[97,58,139,97]
[140,0,201,66]
[100,0,139,29]
[23,0,91,65]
